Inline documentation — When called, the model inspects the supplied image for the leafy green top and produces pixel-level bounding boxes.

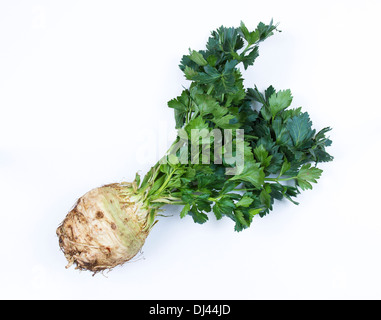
[137,21,333,231]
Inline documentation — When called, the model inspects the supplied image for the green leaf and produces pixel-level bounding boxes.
[212,113,236,129]
[269,89,293,118]
[273,117,292,146]
[213,196,236,220]
[254,144,273,168]
[282,107,302,121]
[259,184,272,208]
[168,98,186,112]
[256,19,278,42]
[185,116,209,134]
[188,69,218,84]
[234,210,249,231]
[241,46,259,70]
[144,21,334,232]
[296,163,323,190]
[279,158,291,177]
[168,90,190,128]
[249,208,263,217]
[207,54,217,67]
[185,61,239,97]
[203,65,222,82]
[189,206,209,224]
[236,195,254,207]
[193,94,220,116]
[247,86,267,105]
[183,65,198,79]
[265,86,276,101]
[216,26,244,53]
[189,50,208,66]
[286,112,315,147]
[239,20,277,45]
[229,160,265,189]
[315,127,332,142]
[180,203,191,218]
[238,21,251,42]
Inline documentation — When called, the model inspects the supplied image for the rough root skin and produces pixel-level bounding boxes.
[56,183,153,273]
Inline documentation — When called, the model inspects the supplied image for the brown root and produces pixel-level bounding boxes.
[57,183,151,273]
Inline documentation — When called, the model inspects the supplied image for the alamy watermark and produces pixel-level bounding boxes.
[159,129,245,175]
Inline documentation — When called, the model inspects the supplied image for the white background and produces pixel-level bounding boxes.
[1,0,380,300]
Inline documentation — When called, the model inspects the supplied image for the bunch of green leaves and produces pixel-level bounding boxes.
[138,21,333,231]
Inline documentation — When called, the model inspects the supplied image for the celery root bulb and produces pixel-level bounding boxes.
[56,182,154,272]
